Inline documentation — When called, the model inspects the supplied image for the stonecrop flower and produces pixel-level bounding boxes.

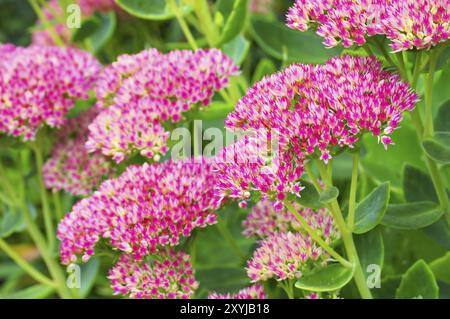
[109,250,198,299]
[287,0,450,51]
[208,284,267,299]
[217,56,416,207]
[247,231,324,282]
[57,158,219,264]
[243,200,339,243]
[87,49,239,163]
[43,108,112,196]
[0,44,100,140]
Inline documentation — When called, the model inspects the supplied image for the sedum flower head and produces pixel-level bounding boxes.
[57,159,219,264]
[208,284,267,299]
[0,44,100,140]
[287,0,450,51]
[43,108,113,196]
[87,49,239,163]
[243,200,339,243]
[109,250,198,299]
[247,231,324,282]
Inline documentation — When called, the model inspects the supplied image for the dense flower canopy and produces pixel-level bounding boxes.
[247,231,324,282]
[87,48,239,163]
[243,200,339,242]
[109,250,198,299]
[287,0,450,51]
[208,284,267,299]
[0,44,100,140]
[217,56,416,206]
[43,108,112,196]
[57,159,219,264]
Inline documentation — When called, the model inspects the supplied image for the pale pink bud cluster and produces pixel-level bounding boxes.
[287,0,450,52]
[247,231,324,282]
[57,159,219,264]
[0,44,100,140]
[249,0,274,15]
[87,49,239,163]
[109,250,198,299]
[208,284,267,299]
[43,108,112,196]
[243,200,339,243]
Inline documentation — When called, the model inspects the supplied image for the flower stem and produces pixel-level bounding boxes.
[215,216,246,263]
[423,50,438,138]
[168,0,199,50]
[316,160,373,299]
[371,38,396,67]
[28,0,65,47]
[279,280,295,299]
[53,191,64,221]
[284,201,352,269]
[188,0,219,47]
[347,153,359,231]
[0,238,56,288]
[30,141,55,252]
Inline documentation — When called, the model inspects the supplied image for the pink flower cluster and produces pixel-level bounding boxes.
[43,108,112,196]
[243,200,339,243]
[57,159,219,264]
[247,231,324,282]
[109,250,198,299]
[217,56,416,206]
[208,284,267,299]
[87,49,239,163]
[32,0,120,46]
[0,44,100,140]
[287,0,450,51]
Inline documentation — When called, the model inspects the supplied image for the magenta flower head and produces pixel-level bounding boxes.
[208,284,267,299]
[287,0,450,51]
[247,231,325,282]
[109,250,198,299]
[0,44,100,140]
[43,108,113,196]
[87,48,239,163]
[243,200,339,242]
[57,158,219,264]
[78,0,121,16]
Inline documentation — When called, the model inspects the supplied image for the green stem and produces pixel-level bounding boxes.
[371,38,396,67]
[53,191,64,221]
[304,163,322,191]
[168,0,198,50]
[347,153,359,231]
[423,50,438,137]
[410,52,424,135]
[30,142,55,252]
[284,201,352,268]
[20,201,72,298]
[0,238,55,288]
[215,216,246,263]
[396,52,410,81]
[426,157,450,225]
[28,0,65,47]
[316,161,373,299]
[279,280,295,299]
[188,0,219,47]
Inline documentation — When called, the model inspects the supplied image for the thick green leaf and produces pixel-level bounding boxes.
[403,165,438,203]
[0,284,54,299]
[295,264,354,292]
[222,34,250,65]
[353,182,390,234]
[429,252,450,285]
[249,16,340,64]
[72,19,100,42]
[79,257,100,298]
[218,0,248,45]
[296,180,320,209]
[423,217,450,249]
[355,228,384,281]
[0,207,22,238]
[89,12,117,53]
[422,133,450,164]
[396,260,439,299]
[116,0,191,20]
[251,58,276,84]
[435,100,450,132]
[382,202,443,230]
[319,186,339,204]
